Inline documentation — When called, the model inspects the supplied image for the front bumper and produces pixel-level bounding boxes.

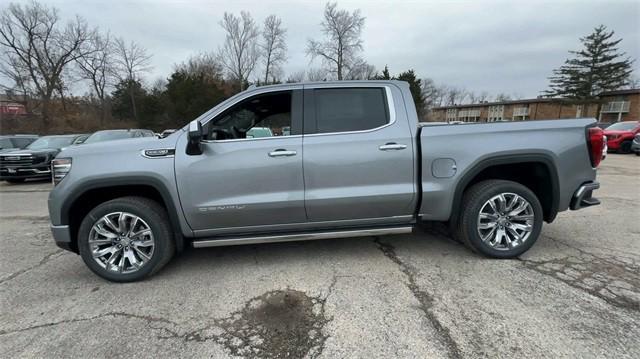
[570,181,600,210]
[0,166,51,180]
[51,224,75,252]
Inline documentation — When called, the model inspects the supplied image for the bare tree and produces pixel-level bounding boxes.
[306,2,365,80]
[260,15,286,84]
[495,93,512,102]
[76,31,114,126]
[285,70,305,83]
[345,61,376,80]
[626,75,640,89]
[421,78,441,115]
[217,11,259,91]
[175,52,224,82]
[306,68,327,81]
[0,1,95,129]
[477,91,490,102]
[113,37,152,122]
[444,86,467,105]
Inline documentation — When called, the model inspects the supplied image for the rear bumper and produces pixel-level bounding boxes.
[570,181,600,210]
[51,224,75,252]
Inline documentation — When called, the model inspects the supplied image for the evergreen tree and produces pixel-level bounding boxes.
[396,69,426,118]
[545,25,634,99]
[380,65,391,80]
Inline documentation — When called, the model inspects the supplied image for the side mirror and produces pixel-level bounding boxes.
[186,120,203,155]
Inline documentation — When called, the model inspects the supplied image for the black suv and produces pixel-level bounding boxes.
[0,135,38,153]
[0,134,85,183]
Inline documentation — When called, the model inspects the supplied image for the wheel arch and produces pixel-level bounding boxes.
[450,154,560,224]
[61,177,185,254]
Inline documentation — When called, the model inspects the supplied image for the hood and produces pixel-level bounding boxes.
[0,148,60,157]
[603,130,633,136]
[0,148,20,154]
[58,135,178,158]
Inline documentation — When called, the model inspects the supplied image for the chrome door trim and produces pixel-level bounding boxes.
[191,215,414,237]
[303,86,397,137]
[192,226,413,248]
[201,134,302,144]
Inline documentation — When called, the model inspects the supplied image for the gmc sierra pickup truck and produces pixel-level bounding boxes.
[48,81,604,282]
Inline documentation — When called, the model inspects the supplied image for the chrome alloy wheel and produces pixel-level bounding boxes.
[477,193,534,251]
[89,212,155,274]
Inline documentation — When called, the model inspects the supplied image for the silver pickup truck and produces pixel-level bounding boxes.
[48,80,605,282]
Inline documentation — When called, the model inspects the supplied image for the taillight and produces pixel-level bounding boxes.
[587,127,604,168]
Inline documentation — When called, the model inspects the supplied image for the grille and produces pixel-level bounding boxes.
[0,155,45,166]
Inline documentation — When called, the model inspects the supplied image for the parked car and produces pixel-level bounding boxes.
[0,134,38,153]
[603,121,640,153]
[632,134,640,156]
[246,127,273,138]
[159,129,176,138]
[82,129,155,144]
[72,134,90,145]
[48,81,603,282]
[0,134,85,183]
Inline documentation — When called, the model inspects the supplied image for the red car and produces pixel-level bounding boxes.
[604,121,640,154]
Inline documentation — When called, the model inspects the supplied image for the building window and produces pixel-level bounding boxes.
[513,105,529,121]
[446,108,457,121]
[488,105,504,122]
[457,109,481,122]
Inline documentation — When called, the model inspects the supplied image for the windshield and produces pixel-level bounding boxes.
[27,136,76,150]
[84,131,135,143]
[0,138,13,149]
[606,122,638,131]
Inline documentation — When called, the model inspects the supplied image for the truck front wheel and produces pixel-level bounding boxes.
[456,180,543,258]
[77,196,175,282]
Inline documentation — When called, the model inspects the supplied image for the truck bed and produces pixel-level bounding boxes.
[417,118,598,221]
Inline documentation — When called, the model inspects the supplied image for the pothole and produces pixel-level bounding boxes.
[214,289,330,358]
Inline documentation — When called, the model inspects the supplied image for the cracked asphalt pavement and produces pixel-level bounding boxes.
[1,154,638,358]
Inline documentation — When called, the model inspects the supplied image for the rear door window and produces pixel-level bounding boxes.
[313,88,389,134]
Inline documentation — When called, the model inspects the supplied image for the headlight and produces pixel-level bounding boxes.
[52,158,72,185]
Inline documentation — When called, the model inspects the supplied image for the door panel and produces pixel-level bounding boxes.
[302,86,417,222]
[175,89,305,233]
[175,136,305,231]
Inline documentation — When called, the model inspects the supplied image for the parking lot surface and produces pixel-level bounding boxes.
[0,154,638,358]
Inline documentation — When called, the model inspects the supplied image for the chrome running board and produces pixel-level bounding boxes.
[192,226,413,248]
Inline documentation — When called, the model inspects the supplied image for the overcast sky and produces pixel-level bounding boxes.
[18,0,640,98]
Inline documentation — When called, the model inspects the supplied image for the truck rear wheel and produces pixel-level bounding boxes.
[456,180,543,258]
[77,196,175,282]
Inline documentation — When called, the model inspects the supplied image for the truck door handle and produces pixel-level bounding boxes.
[268,149,297,157]
[379,143,407,151]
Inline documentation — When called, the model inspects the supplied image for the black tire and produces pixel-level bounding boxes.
[78,196,175,282]
[456,180,543,258]
[5,178,26,183]
[619,141,632,154]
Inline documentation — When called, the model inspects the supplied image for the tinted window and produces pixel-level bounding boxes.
[606,122,638,131]
[0,138,13,149]
[27,136,76,149]
[314,88,389,133]
[204,91,292,140]
[11,137,36,148]
[84,131,135,143]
